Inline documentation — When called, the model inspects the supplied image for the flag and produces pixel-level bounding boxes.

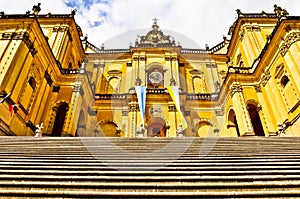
[167,86,188,129]
[135,86,147,125]
[9,104,18,117]
[0,93,11,104]
[9,105,13,117]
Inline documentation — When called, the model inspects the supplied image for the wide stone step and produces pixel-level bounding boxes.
[2,161,300,168]
[0,185,300,194]
[1,173,300,181]
[2,180,300,188]
[1,169,300,175]
[2,157,300,162]
[1,137,300,197]
[0,189,300,198]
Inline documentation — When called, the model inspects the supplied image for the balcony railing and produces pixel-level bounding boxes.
[228,66,251,74]
[95,90,218,101]
[95,94,126,100]
[146,88,167,94]
[186,93,212,100]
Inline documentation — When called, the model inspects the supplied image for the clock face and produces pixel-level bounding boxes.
[149,71,163,84]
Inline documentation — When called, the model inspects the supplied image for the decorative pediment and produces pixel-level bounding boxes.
[135,18,176,47]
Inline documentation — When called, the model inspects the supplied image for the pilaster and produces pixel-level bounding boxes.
[164,53,171,87]
[206,63,214,93]
[168,103,177,137]
[95,61,105,93]
[230,83,254,136]
[139,54,146,85]
[122,110,129,137]
[255,85,277,135]
[128,102,138,137]
[132,55,139,86]
[63,82,84,136]
[172,54,179,87]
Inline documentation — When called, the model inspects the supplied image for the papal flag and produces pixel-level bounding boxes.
[135,86,147,125]
[167,86,188,129]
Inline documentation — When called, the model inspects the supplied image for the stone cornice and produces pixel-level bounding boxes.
[1,32,37,56]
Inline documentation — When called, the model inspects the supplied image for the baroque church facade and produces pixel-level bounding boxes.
[0,4,300,137]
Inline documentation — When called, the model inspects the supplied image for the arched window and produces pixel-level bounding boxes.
[280,75,289,88]
[236,53,244,68]
[193,76,206,93]
[227,109,240,137]
[236,53,242,65]
[28,77,36,90]
[107,77,119,94]
[275,64,298,112]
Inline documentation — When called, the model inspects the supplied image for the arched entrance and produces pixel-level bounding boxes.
[147,117,166,137]
[52,102,69,136]
[227,109,240,137]
[95,121,120,137]
[247,103,265,136]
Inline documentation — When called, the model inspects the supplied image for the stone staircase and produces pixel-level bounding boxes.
[0,136,300,198]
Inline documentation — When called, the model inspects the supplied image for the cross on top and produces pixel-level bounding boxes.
[152,17,158,24]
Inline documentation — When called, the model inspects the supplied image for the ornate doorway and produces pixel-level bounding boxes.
[247,104,265,136]
[147,117,166,137]
[52,102,69,136]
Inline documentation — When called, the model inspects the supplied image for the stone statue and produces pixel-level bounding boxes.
[176,124,185,137]
[32,3,41,15]
[136,124,146,137]
[274,4,289,17]
[34,123,44,137]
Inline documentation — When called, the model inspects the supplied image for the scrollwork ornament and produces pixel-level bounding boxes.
[279,32,300,56]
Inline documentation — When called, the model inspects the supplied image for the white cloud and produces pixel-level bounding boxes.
[1,0,300,48]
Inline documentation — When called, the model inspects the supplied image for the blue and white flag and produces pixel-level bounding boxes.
[135,86,147,125]
[167,86,188,130]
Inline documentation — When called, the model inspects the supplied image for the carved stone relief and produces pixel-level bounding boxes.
[279,32,300,56]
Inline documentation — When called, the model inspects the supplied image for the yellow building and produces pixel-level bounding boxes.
[0,4,299,137]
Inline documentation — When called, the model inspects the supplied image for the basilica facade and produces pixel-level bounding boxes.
[0,4,300,137]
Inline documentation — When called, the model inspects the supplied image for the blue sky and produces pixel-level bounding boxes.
[1,0,300,48]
